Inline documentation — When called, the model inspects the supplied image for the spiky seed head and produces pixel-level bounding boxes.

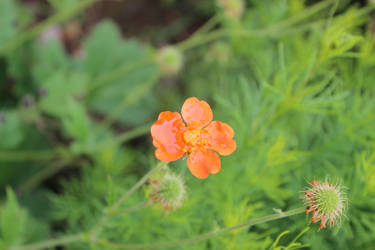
[156,46,183,76]
[149,173,187,212]
[302,179,348,229]
[217,0,244,19]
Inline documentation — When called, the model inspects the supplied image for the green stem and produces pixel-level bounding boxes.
[95,207,306,249]
[177,0,333,51]
[0,149,58,162]
[17,158,84,194]
[109,163,163,213]
[190,14,222,37]
[89,163,163,237]
[0,0,99,55]
[90,123,152,152]
[177,20,323,51]
[87,59,153,93]
[9,234,85,250]
[115,123,152,145]
[110,201,149,215]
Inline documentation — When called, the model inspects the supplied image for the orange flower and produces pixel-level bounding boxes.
[151,97,236,179]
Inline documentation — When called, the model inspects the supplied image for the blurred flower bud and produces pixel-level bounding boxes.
[302,179,348,229]
[156,46,183,76]
[38,87,48,98]
[205,42,232,65]
[39,25,62,45]
[0,113,5,124]
[149,172,187,212]
[21,95,35,108]
[217,0,244,20]
[64,20,82,42]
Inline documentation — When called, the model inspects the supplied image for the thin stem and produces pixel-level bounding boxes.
[111,201,150,215]
[186,14,222,41]
[90,123,152,152]
[17,158,84,194]
[177,0,333,51]
[94,207,305,249]
[0,149,58,162]
[0,0,99,55]
[9,234,85,250]
[115,123,152,145]
[109,163,164,213]
[87,59,153,93]
[89,163,163,236]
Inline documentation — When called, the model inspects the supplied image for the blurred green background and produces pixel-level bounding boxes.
[1,0,375,249]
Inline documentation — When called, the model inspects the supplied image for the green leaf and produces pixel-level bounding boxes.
[0,188,49,248]
[0,188,27,247]
[32,40,71,83]
[83,20,159,125]
[83,20,148,78]
[0,0,17,48]
[62,99,112,155]
[0,112,24,149]
[39,71,88,117]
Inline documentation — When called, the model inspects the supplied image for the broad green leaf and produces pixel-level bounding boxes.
[62,100,112,155]
[39,71,88,117]
[83,20,159,125]
[32,40,71,83]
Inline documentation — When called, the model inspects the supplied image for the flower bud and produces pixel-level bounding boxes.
[38,87,48,98]
[155,46,183,76]
[149,172,187,212]
[302,179,348,229]
[21,95,35,108]
[205,42,232,65]
[0,113,5,124]
[217,0,244,20]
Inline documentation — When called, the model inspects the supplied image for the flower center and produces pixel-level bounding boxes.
[183,128,208,152]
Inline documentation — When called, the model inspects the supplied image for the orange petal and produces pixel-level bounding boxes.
[181,97,213,128]
[151,111,186,162]
[187,150,221,179]
[203,121,236,156]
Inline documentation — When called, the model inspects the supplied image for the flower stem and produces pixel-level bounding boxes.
[9,234,85,250]
[176,0,334,51]
[11,206,304,250]
[95,207,306,249]
[109,163,164,213]
[0,149,58,162]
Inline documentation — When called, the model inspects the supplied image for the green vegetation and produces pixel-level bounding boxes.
[1,0,375,249]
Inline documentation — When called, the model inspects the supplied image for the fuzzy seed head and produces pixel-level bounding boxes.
[149,173,187,211]
[156,46,183,76]
[302,179,348,229]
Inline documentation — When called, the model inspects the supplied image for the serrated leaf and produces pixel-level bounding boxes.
[32,40,71,83]
[0,188,27,247]
[39,71,88,117]
[83,20,159,125]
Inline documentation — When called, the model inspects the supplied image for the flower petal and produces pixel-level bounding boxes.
[181,97,213,128]
[187,150,221,179]
[203,121,236,156]
[151,111,186,162]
